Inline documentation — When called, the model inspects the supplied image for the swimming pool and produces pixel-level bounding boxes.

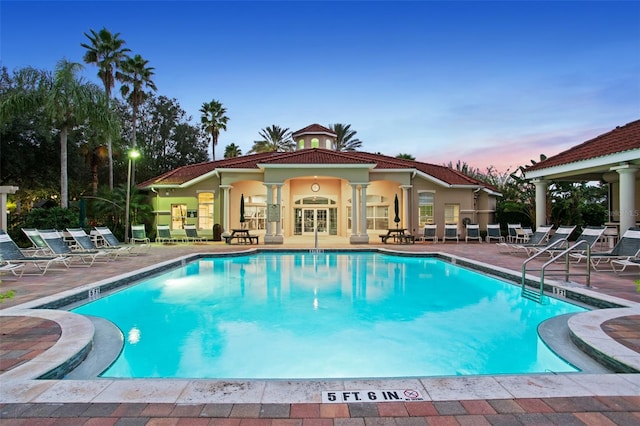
[72,252,585,379]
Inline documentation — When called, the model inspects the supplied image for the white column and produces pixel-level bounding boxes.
[359,184,368,237]
[350,184,359,237]
[0,186,18,232]
[220,185,231,234]
[614,165,638,234]
[533,179,548,229]
[401,185,411,229]
[275,184,283,237]
[264,184,273,237]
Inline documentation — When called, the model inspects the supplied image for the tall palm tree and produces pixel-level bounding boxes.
[249,125,294,153]
[224,143,242,158]
[0,60,117,208]
[200,99,228,161]
[81,27,130,190]
[118,54,157,183]
[396,153,415,160]
[329,123,362,151]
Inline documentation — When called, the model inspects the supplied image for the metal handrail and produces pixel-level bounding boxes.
[541,239,591,288]
[521,239,591,302]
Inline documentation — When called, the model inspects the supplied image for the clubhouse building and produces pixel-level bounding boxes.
[138,124,501,243]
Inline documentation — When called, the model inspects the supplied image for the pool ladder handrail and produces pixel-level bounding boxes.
[521,239,591,303]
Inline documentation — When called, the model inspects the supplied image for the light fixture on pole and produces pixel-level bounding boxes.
[124,148,140,244]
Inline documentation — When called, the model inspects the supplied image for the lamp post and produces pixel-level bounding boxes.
[124,149,140,244]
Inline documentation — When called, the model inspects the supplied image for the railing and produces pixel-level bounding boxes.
[521,239,591,303]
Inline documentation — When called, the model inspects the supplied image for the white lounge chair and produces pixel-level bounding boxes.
[417,224,437,243]
[442,224,458,243]
[465,224,482,243]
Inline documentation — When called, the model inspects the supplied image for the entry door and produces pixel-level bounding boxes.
[302,209,328,235]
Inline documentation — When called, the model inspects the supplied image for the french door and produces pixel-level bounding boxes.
[302,208,328,235]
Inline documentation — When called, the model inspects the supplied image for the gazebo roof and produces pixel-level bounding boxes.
[525,119,640,178]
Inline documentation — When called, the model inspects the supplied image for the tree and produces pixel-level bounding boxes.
[330,123,362,151]
[200,99,228,161]
[224,143,242,158]
[249,125,294,153]
[396,153,415,160]
[0,60,116,208]
[81,27,130,190]
[119,54,157,184]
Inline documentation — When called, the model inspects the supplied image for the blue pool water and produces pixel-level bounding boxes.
[72,252,585,379]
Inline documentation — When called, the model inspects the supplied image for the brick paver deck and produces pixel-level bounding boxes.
[1,240,639,424]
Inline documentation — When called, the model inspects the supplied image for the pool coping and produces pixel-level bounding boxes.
[1,248,639,404]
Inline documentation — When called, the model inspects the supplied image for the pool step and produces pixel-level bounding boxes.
[521,286,543,304]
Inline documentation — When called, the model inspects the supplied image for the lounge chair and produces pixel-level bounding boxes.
[498,225,554,254]
[573,227,640,271]
[156,224,182,243]
[442,224,458,243]
[22,228,52,256]
[417,224,437,243]
[545,226,606,259]
[506,223,521,243]
[485,224,504,243]
[611,258,640,274]
[0,262,25,280]
[184,224,205,243]
[131,224,151,245]
[0,230,69,276]
[522,225,576,256]
[465,224,482,243]
[94,226,150,255]
[38,229,111,267]
[66,228,126,259]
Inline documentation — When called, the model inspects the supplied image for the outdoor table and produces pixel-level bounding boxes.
[379,228,413,244]
[225,229,258,244]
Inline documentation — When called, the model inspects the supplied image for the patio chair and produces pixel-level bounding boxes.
[38,229,111,267]
[485,224,504,243]
[522,225,576,256]
[184,224,205,243]
[417,224,437,243]
[156,224,182,244]
[0,230,69,277]
[442,224,458,243]
[465,224,482,243]
[94,226,150,255]
[500,225,554,255]
[22,228,52,256]
[131,224,151,245]
[66,228,126,259]
[573,227,640,271]
[506,223,521,243]
[611,258,640,274]
[543,226,606,259]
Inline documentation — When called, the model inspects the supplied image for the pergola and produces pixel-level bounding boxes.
[524,119,640,235]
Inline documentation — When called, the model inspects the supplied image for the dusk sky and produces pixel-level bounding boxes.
[2,1,639,173]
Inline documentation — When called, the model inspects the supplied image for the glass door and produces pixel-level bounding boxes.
[302,208,328,235]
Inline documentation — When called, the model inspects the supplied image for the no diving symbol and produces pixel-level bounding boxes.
[403,389,420,399]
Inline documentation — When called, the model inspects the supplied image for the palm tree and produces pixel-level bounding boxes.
[200,99,229,161]
[224,143,242,158]
[329,123,362,151]
[396,153,415,160]
[81,27,130,190]
[249,125,295,153]
[0,60,117,208]
[118,54,157,183]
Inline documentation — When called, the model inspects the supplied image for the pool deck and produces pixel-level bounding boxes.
[1,239,639,424]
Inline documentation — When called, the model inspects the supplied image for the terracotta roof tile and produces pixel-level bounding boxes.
[138,149,494,190]
[292,123,336,137]
[527,119,640,172]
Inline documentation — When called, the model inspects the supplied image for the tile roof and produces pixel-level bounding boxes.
[138,148,494,189]
[527,119,640,172]
[292,123,336,137]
